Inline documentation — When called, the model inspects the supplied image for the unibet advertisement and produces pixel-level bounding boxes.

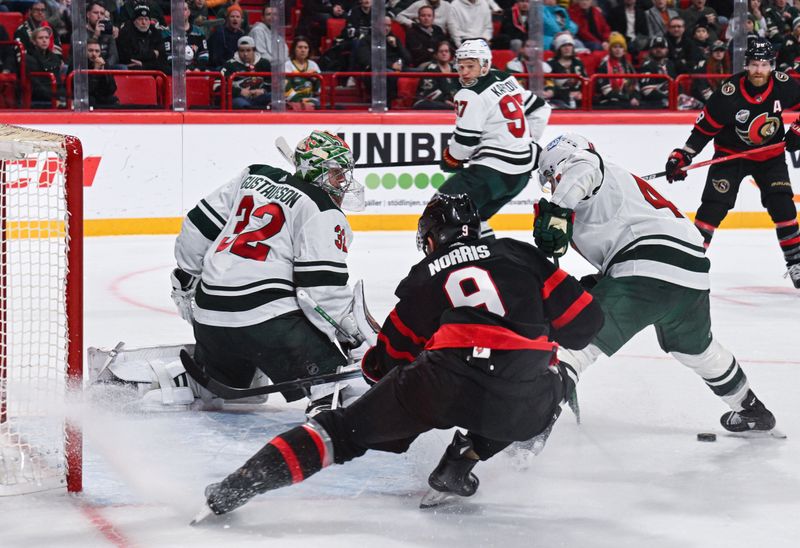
[21,122,800,230]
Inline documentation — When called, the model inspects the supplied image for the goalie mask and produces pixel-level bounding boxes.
[455,39,492,86]
[538,133,595,193]
[294,131,365,211]
[417,193,481,255]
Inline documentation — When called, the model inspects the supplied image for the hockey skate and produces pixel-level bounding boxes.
[420,431,480,509]
[720,390,784,438]
[786,262,800,289]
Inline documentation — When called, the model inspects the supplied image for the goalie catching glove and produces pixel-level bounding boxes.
[171,268,199,323]
[533,198,574,258]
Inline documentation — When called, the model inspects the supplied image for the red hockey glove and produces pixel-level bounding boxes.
[785,117,800,152]
[440,147,464,173]
[665,148,693,183]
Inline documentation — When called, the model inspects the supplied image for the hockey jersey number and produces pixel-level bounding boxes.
[443,266,507,316]
[498,93,525,138]
[216,196,286,261]
[634,176,683,218]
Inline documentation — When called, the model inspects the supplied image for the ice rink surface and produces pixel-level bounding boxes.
[1,229,799,548]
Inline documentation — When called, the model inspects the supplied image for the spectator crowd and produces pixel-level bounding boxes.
[0,1,796,110]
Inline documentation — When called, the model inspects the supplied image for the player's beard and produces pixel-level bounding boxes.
[748,70,770,88]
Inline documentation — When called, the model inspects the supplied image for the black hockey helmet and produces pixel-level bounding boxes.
[745,36,775,64]
[417,193,481,254]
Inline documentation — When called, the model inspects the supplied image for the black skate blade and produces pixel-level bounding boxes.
[725,427,787,440]
[419,488,459,509]
[189,504,215,526]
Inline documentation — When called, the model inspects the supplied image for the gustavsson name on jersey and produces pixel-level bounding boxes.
[175,164,353,340]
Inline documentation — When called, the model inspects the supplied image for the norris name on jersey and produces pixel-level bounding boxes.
[428,243,491,276]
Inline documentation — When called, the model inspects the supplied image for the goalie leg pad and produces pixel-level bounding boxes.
[671,338,751,411]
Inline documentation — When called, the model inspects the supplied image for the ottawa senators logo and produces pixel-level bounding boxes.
[735,112,781,146]
[721,82,735,95]
[712,178,731,193]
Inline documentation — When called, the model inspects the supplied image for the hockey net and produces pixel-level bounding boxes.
[0,124,83,495]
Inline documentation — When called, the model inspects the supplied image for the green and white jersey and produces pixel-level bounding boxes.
[551,150,710,290]
[175,164,353,338]
[449,69,550,175]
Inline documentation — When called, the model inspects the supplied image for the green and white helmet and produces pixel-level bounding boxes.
[294,130,365,211]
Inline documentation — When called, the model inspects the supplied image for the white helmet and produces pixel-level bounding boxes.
[538,133,595,191]
[455,39,492,85]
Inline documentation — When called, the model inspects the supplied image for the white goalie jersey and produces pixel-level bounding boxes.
[175,164,354,340]
[551,150,711,290]
[449,69,551,174]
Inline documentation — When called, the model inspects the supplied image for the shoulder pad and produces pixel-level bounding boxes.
[721,81,736,95]
[776,71,789,82]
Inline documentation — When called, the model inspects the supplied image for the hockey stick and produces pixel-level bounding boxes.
[641,142,786,181]
[178,349,361,400]
[296,289,360,410]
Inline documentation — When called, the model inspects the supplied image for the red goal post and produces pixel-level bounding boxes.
[0,124,83,495]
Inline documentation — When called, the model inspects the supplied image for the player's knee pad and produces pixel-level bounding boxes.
[671,338,750,405]
[557,343,603,378]
[764,193,798,223]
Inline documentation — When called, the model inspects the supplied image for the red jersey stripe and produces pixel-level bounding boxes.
[542,269,568,299]
[693,124,720,137]
[378,332,417,362]
[702,108,723,129]
[552,291,594,330]
[301,424,329,467]
[775,219,799,229]
[269,437,304,484]
[389,309,427,345]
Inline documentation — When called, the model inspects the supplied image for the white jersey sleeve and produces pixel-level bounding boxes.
[552,151,710,290]
[521,88,552,142]
[175,168,247,276]
[294,209,355,342]
[550,150,604,210]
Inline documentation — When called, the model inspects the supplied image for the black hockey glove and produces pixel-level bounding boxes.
[785,117,800,152]
[665,148,693,183]
[440,147,464,173]
[579,273,603,291]
[533,198,574,258]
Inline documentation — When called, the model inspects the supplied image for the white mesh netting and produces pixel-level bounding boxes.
[0,124,75,495]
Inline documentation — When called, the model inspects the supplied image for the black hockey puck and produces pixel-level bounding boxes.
[697,433,717,442]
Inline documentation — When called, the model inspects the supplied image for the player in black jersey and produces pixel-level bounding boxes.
[665,37,800,288]
[192,194,603,520]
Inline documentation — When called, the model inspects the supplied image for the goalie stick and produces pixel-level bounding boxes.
[179,349,362,400]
